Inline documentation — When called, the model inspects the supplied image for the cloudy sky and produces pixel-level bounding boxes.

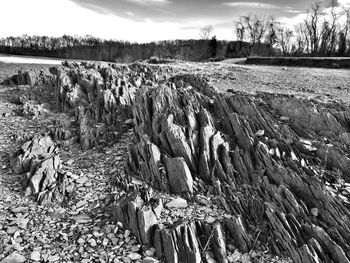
[0,0,349,42]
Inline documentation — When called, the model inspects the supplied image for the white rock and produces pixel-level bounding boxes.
[311,207,318,217]
[165,197,188,209]
[142,257,159,263]
[30,250,41,262]
[1,252,26,263]
[131,245,140,252]
[280,116,290,121]
[255,130,265,137]
[48,254,60,262]
[89,239,97,247]
[128,252,141,260]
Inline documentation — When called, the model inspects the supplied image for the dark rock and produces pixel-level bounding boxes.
[165,157,193,194]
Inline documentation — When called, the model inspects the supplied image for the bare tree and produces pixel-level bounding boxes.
[234,20,245,51]
[237,14,268,55]
[343,8,350,54]
[304,2,322,54]
[318,0,339,55]
[294,23,308,55]
[199,25,213,40]
[277,28,293,56]
[265,16,278,56]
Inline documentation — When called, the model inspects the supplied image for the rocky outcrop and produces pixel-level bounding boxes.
[10,136,66,204]
[3,68,55,86]
[112,192,163,246]
[10,136,58,174]
[111,189,251,263]
[125,75,350,263]
[50,61,177,151]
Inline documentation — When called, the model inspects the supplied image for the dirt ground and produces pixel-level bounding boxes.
[174,61,350,104]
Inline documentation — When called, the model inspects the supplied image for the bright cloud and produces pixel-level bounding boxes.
[1,0,348,43]
[0,0,194,42]
[225,2,280,9]
[125,11,135,17]
[126,0,171,5]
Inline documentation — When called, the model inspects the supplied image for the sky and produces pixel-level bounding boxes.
[0,0,349,42]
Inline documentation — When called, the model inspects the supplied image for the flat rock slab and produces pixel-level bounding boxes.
[165,197,188,209]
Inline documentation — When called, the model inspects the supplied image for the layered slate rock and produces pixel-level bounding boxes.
[111,191,163,246]
[10,136,66,204]
[126,75,350,263]
[50,61,177,150]
[3,68,55,86]
[10,136,58,174]
[111,188,250,263]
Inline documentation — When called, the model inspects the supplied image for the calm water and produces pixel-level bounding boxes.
[0,54,63,65]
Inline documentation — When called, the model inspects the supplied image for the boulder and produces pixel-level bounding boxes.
[10,136,58,174]
[25,70,37,86]
[165,157,193,194]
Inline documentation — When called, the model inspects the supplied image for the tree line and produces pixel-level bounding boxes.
[0,35,271,62]
[234,1,350,56]
[0,1,349,62]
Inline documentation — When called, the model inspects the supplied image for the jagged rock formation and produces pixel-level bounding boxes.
[111,189,250,263]
[10,136,67,204]
[124,75,350,263]
[50,61,176,150]
[8,61,350,262]
[3,68,55,86]
[112,192,163,246]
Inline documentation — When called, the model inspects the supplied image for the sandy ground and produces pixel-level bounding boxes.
[173,61,350,105]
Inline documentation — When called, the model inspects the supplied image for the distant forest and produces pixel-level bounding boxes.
[0,1,349,62]
[0,35,273,63]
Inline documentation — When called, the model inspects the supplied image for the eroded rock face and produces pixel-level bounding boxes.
[3,69,55,86]
[126,75,350,263]
[10,136,58,174]
[111,192,163,246]
[50,61,177,151]
[165,157,193,194]
[10,136,66,204]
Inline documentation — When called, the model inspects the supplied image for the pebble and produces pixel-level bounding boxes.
[70,214,92,224]
[206,216,216,224]
[131,245,140,252]
[228,250,242,262]
[127,252,141,261]
[165,197,188,209]
[6,226,18,234]
[76,176,88,185]
[124,229,130,238]
[311,207,318,217]
[280,116,290,121]
[30,250,41,261]
[76,200,87,208]
[144,247,156,257]
[102,238,109,246]
[48,254,60,262]
[142,257,159,263]
[89,238,97,247]
[255,130,265,136]
[17,218,29,229]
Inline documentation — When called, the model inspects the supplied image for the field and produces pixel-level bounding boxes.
[1,58,350,263]
[246,57,350,69]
